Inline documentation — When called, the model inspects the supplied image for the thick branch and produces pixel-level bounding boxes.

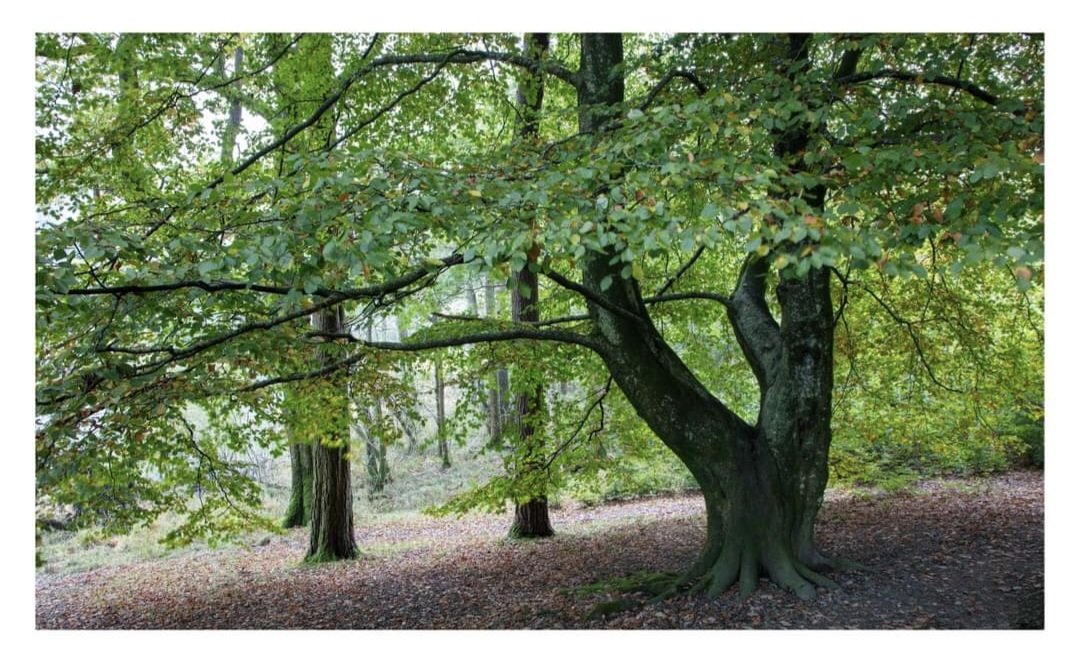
[727,256,783,393]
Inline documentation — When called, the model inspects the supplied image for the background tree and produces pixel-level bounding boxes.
[508,32,554,539]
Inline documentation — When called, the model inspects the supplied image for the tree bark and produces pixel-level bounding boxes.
[220,45,243,166]
[509,33,553,538]
[281,430,312,527]
[305,305,358,562]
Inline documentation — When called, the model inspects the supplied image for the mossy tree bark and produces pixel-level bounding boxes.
[305,305,358,562]
[282,431,313,527]
[575,34,848,598]
[509,33,553,538]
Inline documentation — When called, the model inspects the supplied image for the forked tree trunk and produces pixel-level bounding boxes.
[575,34,846,597]
[305,305,358,562]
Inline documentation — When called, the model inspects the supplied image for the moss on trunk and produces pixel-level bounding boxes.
[282,438,312,528]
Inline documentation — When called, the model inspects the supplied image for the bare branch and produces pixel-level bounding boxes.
[646,291,730,307]
[63,254,465,299]
[312,325,606,355]
[639,69,708,110]
[238,353,367,393]
[543,269,645,325]
[654,246,706,297]
[543,375,613,469]
[853,280,965,393]
[836,68,1000,106]
[370,50,577,87]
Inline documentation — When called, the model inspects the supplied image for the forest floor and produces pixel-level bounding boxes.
[35,470,1043,629]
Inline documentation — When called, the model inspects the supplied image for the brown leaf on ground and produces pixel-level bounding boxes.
[35,471,1043,629]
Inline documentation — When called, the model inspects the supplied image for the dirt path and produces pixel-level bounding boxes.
[35,471,1043,629]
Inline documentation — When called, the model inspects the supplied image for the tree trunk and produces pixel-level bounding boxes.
[573,33,843,597]
[508,33,553,539]
[483,279,504,442]
[509,497,553,539]
[434,358,450,469]
[393,318,422,454]
[282,431,312,527]
[305,305,358,562]
[363,320,391,492]
[219,45,243,166]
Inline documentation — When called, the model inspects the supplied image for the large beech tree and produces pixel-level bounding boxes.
[36,33,1042,594]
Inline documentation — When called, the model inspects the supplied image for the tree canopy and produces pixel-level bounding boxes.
[36,32,1042,576]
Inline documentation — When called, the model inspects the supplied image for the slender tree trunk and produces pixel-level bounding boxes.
[434,358,450,469]
[393,319,422,454]
[483,279,504,442]
[306,305,358,562]
[363,320,391,493]
[509,33,553,538]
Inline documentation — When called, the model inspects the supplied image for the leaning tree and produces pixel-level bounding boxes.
[36,33,1043,595]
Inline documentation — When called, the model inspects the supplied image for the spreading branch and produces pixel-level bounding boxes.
[543,269,645,325]
[64,254,465,299]
[836,68,1000,106]
[238,352,367,393]
[312,325,606,355]
[543,375,613,469]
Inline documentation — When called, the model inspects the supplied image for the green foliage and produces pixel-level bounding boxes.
[35,32,1043,544]
[565,447,698,506]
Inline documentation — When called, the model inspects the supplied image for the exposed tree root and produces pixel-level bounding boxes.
[583,541,859,612]
[799,547,871,573]
[653,545,852,603]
